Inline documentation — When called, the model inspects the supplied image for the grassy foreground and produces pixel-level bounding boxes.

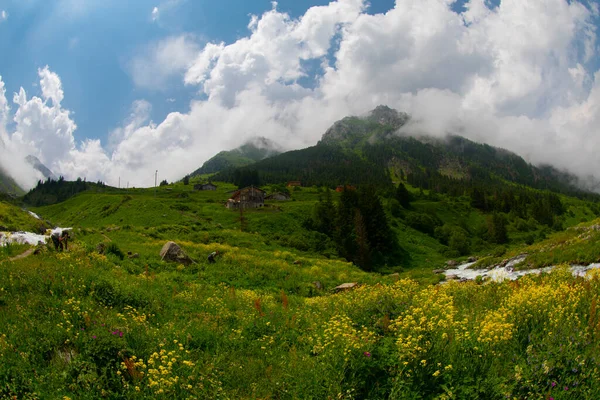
[1,239,600,398]
[2,183,600,398]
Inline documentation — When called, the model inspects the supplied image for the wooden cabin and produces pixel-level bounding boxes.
[336,185,356,192]
[226,186,265,209]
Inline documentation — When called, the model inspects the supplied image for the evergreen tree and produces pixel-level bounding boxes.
[396,183,412,208]
[488,213,508,244]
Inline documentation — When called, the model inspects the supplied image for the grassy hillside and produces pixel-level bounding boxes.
[190,137,281,176]
[0,200,47,233]
[2,196,600,397]
[0,169,24,196]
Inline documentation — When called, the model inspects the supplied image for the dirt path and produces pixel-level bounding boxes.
[3,248,35,263]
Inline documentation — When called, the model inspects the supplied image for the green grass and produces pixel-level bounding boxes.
[0,201,48,233]
[1,182,600,398]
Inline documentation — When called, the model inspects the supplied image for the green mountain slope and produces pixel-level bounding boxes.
[0,168,24,196]
[190,136,281,176]
[214,106,596,201]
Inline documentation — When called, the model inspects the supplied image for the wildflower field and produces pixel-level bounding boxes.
[2,183,600,399]
[2,237,600,399]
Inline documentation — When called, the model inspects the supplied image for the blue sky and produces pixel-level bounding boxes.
[0,0,399,143]
[1,0,599,188]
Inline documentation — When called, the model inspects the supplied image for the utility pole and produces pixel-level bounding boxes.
[118,177,120,189]
[155,170,158,197]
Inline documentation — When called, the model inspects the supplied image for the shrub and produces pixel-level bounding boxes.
[105,243,124,260]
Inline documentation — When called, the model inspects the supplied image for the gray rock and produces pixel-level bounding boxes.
[467,257,477,262]
[446,260,458,267]
[160,241,193,266]
[128,253,139,259]
[334,282,358,292]
[433,269,445,274]
[313,281,323,290]
[446,274,458,280]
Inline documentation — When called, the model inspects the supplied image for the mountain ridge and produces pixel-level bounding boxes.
[213,106,599,200]
[190,136,282,176]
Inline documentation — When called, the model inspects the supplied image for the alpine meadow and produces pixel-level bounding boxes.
[3,0,600,398]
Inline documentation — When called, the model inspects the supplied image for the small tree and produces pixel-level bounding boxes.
[183,175,190,185]
[159,179,168,186]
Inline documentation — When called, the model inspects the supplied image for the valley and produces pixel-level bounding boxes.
[2,107,600,398]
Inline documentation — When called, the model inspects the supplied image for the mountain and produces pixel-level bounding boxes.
[215,106,597,200]
[25,155,56,180]
[0,167,24,196]
[190,137,282,176]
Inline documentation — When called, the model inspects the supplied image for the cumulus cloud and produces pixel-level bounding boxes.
[3,0,600,190]
[0,10,7,22]
[129,35,200,90]
[151,6,159,22]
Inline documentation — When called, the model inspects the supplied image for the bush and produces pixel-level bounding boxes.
[406,213,441,236]
[105,243,124,260]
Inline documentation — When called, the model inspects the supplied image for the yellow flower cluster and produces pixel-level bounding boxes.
[311,314,375,362]
[120,341,195,396]
[391,287,463,361]
[477,310,513,345]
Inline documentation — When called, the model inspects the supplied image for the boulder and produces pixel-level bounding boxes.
[160,241,193,266]
[446,260,458,267]
[334,282,358,292]
[446,274,458,280]
[313,281,323,290]
[433,269,445,274]
[128,253,139,259]
[467,256,477,263]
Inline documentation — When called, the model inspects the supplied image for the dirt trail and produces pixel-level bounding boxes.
[3,248,35,263]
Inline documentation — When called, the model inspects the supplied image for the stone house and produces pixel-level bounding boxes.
[226,186,265,209]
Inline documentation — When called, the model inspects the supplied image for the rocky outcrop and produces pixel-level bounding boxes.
[160,241,194,266]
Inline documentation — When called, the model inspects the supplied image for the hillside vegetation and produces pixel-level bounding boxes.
[190,137,281,177]
[4,106,600,398]
[2,183,600,397]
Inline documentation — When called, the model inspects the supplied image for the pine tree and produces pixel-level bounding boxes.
[396,183,412,208]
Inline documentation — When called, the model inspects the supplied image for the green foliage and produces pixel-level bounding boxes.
[190,138,281,176]
[23,177,99,206]
[395,182,412,208]
[105,243,124,260]
[405,212,441,236]
[488,213,509,244]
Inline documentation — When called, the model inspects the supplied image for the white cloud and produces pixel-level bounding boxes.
[129,35,200,90]
[0,10,7,22]
[151,6,159,22]
[3,0,600,190]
